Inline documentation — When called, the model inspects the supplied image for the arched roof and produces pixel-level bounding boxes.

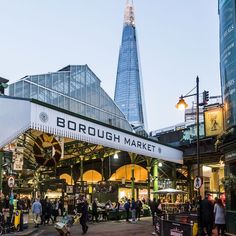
[83,170,102,183]
[109,164,147,182]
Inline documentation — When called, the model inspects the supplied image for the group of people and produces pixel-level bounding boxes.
[200,194,226,236]
[124,198,143,222]
[0,194,32,231]
[31,196,64,227]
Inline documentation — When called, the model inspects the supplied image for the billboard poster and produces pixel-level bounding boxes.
[13,147,24,171]
[219,0,236,130]
[204,107,224,136]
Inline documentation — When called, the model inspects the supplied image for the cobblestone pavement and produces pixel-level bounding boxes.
[35,217,155,236]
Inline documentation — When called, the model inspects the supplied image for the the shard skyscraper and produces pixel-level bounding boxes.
[114,0,147,132]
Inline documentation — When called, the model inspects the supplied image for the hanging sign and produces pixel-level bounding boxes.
[8,176,15,188]
[194,176,202,189]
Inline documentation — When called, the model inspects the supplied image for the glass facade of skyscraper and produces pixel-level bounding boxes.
[114,2,146,130]
[219,0,236,130]
[219,1,236,233]
[8,65,132,131]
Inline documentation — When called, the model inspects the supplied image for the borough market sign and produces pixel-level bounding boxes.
[0,97,183,164]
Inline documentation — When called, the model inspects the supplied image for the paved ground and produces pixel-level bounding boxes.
[35,217,155,236]
[4,216,220,236]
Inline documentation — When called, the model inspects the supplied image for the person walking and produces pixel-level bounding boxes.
[40,197,47,225]
[79,196,88,235]
[150,198,158,226]
[136,199,142,221]
[124,199,130,222]
[53,198,59,222]
[45,199,54,224]
[214,199,226,236]
[32,198,42,228]
[92,198,98,223]
[156,199,162,215]
[200,194,214,236]
[131,198,136,222]
[115,200,120,221]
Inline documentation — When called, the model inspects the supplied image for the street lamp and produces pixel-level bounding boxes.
[176,76,201,235]
[176,76,200,185]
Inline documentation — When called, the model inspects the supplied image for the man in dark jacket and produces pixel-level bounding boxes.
[150,198,157,226]
[92,199,98,222]
[200,195,214,236]
[124,199,130,222]
[80,196,88,235]
[136,199,143,221]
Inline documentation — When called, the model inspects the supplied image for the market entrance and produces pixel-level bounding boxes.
[0,97,183,205]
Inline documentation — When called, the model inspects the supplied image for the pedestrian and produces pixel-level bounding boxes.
[92,198,98,223]
[136,199,142,220]
[45,199,54,224]
[124,199,130,222]
[200,194,214,236]
[150,198,157,226]
[58,197,64,216]
[115,200,120,220]
[131,198,136,222]
[53,198,59,222]
[40,197,47,225]
[156,199,162,215]
[214,198,226,236]
[79,196,88,235]
[32,198,42,228]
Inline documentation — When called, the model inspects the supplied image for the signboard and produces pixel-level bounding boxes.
[8,176,15,188]
[204,108,224,137]
[31,103,183,164]
[13,148,24,171]
[194,177,202,189]
[75,181,88,193]
[162,220,192,236]
[0,97,183,164]
[66,185,74,194]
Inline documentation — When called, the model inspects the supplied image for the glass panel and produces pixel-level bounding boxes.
[51,92,58,106]
[59,95,64,108]
[45,74,52,89]
[31,75,38,84]
[23,82,30,98]
[31,84,38,99]
[9,84,14,96]
[70,99,76,113]
[58,73,64,93]
[64,97,70,110]
[38,75,45,87]
[45,90,51,104]
[15,81,23,97]
[52,74,59,91]
[38,87,45,102]
[64,73,70,95]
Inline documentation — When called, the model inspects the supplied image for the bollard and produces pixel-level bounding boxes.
[161,216,164,236]
[153,212,157,235]
[190,220,194,236]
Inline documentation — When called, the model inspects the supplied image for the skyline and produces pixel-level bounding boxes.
[0,0,221,132]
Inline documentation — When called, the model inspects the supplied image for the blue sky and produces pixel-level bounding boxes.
[0,0,221,131]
